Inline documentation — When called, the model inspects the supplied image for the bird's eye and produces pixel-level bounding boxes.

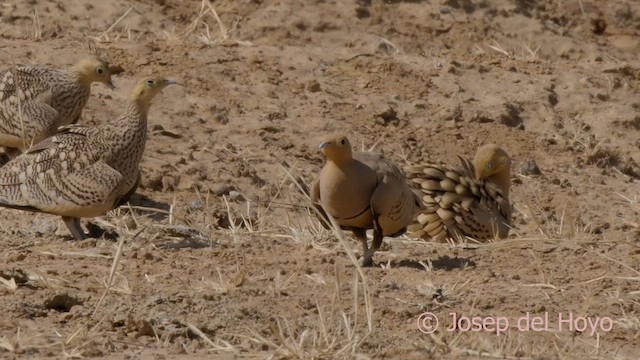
[487,161,494,170]
[146,79,155,85]
[97,67,104,75]
[340,139,346,145]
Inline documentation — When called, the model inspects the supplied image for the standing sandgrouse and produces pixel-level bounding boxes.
[0,76,175,240]
[311,135,424,266]
[405,144,512,242]
[0,56,115,156]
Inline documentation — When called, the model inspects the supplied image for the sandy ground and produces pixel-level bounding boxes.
[0,0,639,358]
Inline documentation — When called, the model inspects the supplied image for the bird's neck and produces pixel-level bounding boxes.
[109,101,148,134]
[126,98,152,119]
[105,101,149,171]
[487,168,511,197]
[69,66,93,87]
[328,156,354,168]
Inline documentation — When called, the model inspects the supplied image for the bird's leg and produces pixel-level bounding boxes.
[352,228,372,266]
[362,216,385,267]
[62,216,87,240]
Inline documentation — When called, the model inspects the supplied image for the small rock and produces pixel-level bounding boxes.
[520,160,542,176]
[81,348,103,358]
[14,253,27,262]
[229,191,245,202]
[31,217,58,237]
[143,173,163,191]
[305,80,321,93]
[211,184,231,196]
[128,317,155,338]
[375,106,398,124]
[152,124,182,139]
[190,200,203,211]
[375,39,399,55]
[161,176,176,191]
[591,17,606,35]
[355,6,370,19]
[177,176,196,191]
[134,58,150,67]
[1,15,18,24]
[44,294,83,312]
[109,64,125,75]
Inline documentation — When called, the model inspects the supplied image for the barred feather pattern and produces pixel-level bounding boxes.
[0,105,143,218]
[405,157,511,242]
[0,64,94,149]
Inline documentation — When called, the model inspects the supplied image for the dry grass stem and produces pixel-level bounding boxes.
[91,6,135,42]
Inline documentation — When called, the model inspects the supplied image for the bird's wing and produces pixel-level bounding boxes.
[0,130,122,217]
[405,159,511,241]
[357,152,422,236]
[0,65,54,103]
[0,67,61,147]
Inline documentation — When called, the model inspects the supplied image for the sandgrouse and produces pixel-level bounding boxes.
[311,135,424,266]
[405,144,512,242]
[0,56,114,157]
[0,76,175,240]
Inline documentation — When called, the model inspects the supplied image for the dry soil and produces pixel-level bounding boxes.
[0,0,640,359]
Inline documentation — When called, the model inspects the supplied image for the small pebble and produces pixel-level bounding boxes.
[520,160,542,176]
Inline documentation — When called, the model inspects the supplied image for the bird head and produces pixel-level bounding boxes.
[473,144,510,180]
[75,56,115,90]
[131,76,177,106]
[318,135,353,163]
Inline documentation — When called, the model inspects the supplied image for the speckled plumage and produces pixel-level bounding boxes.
[311,135,424,266]
[0,76,175,240]
[406,144,512,242]
[0,56,114,153]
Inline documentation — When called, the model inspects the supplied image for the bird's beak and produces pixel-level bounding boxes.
[165,79,178,86]
[318,142,331,150]
[475,168,483,180]
[105,80,115,90]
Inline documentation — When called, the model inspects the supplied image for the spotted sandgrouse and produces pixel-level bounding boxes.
[0,76,175,240]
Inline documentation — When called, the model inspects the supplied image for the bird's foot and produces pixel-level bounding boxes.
[360,249,377,267]
[62,217,88,240]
